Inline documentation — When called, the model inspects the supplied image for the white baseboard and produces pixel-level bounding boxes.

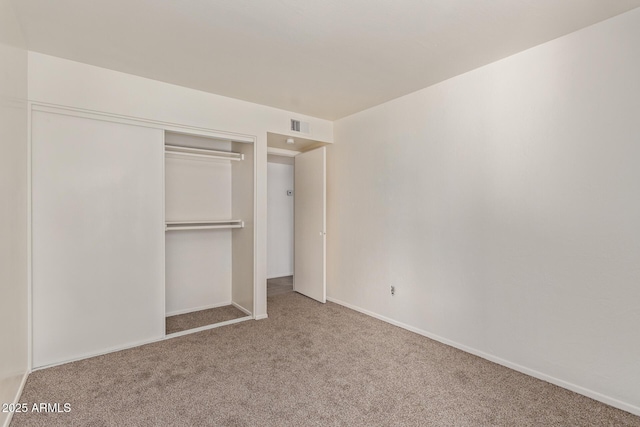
[231,302,252,316]
[33,334,167,371]
[34,312,255,371]
[267,273,294,280]
[35,301,257,371]
[326,296,640,417]
[2,371,29,427]
[166,301,231,317]
[254,314,268,320]
[164,315,252,339]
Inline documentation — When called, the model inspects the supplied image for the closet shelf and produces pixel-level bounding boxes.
[165,145,244,161]
[165,219,244,231]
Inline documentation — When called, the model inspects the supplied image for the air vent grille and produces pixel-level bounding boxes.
[290,119,310,134]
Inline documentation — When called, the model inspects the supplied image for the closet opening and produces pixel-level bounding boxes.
[165,131,255,335]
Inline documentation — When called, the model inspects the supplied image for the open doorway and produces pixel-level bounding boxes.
[266,132,328,302]
[267,154,295,297]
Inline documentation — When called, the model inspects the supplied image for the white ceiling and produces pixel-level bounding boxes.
[267,132,327,152]
[11,0,640,120]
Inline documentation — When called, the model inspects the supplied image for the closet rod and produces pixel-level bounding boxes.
[165,145,244,161]
[166,224,244,231]
[165,219,245,231]
[165,151,244,161]
[165,144,241,156]
[166,220,244,225]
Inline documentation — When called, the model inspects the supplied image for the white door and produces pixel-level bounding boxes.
[294,147,326,303]
[32,111,165,368]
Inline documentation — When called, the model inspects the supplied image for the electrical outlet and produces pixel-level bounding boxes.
[390,286,395,296]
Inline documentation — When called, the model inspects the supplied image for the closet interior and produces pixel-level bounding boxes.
[164,131,254,334]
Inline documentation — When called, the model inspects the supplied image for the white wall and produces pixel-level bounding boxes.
[0,0,28,425]
[27,52,333,320]
[267,160,294,278]
[231,141,256,313]
[329,8,640,415]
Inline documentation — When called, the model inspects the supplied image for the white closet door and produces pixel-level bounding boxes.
[294,147,326,303]
[32,111,165,368]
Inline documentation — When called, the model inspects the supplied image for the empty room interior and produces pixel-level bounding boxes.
[2,1,640,426]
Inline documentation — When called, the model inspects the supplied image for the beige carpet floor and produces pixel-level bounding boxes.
[166,305,248,335]
[11,292,640,426]
[267,275,294,297]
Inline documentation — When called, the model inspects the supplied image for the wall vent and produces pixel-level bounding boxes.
[290,119,310,134]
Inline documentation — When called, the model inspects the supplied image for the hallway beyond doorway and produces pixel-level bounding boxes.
[267,276,293,297]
